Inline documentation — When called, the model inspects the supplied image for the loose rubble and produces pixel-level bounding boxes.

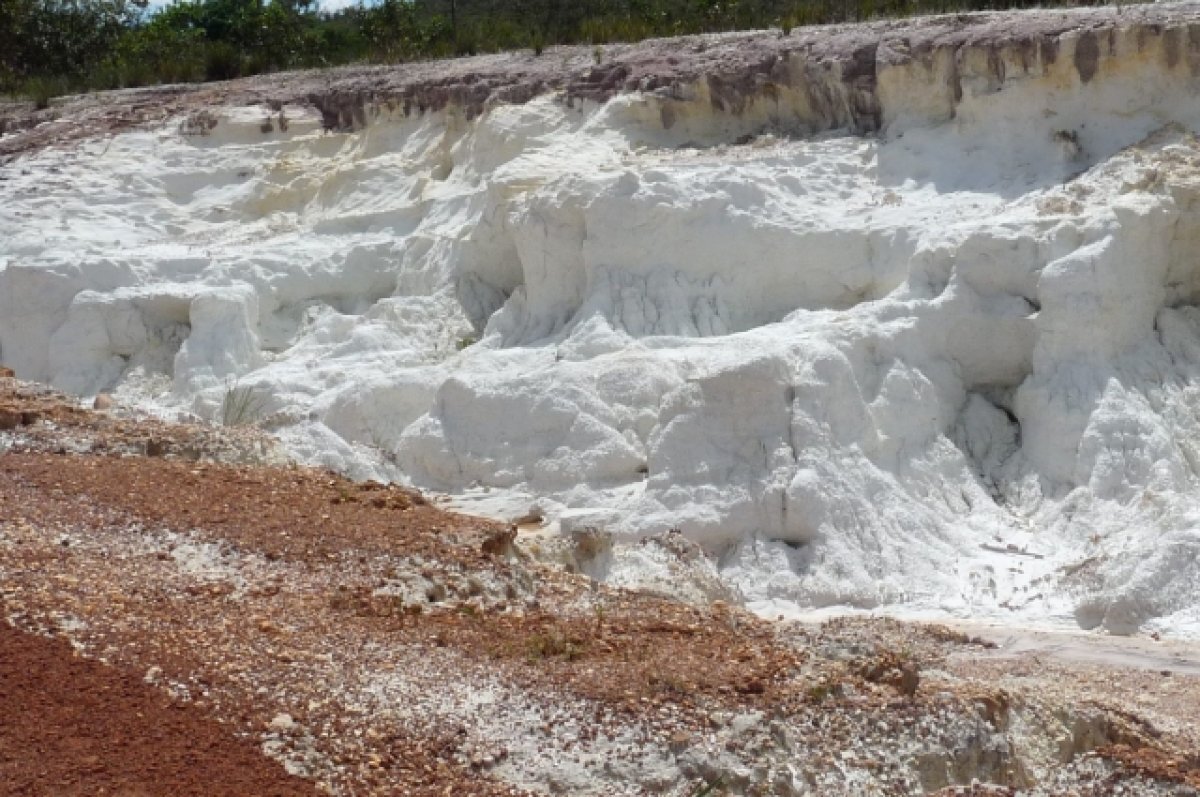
[1,377,1198,795]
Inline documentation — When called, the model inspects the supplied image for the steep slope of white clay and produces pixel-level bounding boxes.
[7,6,1200,635]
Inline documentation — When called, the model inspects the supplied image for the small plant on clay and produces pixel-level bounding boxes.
[219,380,267,427]
[527,630,584,661]
[688,775,727,797]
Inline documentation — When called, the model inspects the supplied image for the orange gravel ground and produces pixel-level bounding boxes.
[0,622,318,797]
[2,378,1200,795]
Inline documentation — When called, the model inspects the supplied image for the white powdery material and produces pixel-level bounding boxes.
[6,69,1200,635]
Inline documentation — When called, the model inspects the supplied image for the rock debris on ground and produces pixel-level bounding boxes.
[1,377,1199,795]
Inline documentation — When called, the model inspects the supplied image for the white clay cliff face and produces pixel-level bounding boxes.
[6,7,1200,635]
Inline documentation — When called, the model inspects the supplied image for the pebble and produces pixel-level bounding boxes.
[668,730,692,754]
[269,713,296,732]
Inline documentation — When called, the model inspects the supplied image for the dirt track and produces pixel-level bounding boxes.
[949,621,1200,676]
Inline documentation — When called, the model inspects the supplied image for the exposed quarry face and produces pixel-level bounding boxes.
[6,4,1200,635]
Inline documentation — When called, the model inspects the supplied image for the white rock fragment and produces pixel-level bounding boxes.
[269,712,296,732]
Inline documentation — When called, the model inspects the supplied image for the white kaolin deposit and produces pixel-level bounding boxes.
[6,5,1200,635]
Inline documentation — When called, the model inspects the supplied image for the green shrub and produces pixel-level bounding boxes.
[20,75,67,108]
[204,41,243,81]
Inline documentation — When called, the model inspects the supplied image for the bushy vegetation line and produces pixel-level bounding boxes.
[2,0,1114,104]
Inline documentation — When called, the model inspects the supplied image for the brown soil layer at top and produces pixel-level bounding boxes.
[0,621,318,797]
[5,3,1200,159]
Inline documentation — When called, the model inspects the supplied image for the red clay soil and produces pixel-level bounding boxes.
[0,622,318,797]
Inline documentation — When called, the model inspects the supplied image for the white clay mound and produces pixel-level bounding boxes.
[7,7,1200,635]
